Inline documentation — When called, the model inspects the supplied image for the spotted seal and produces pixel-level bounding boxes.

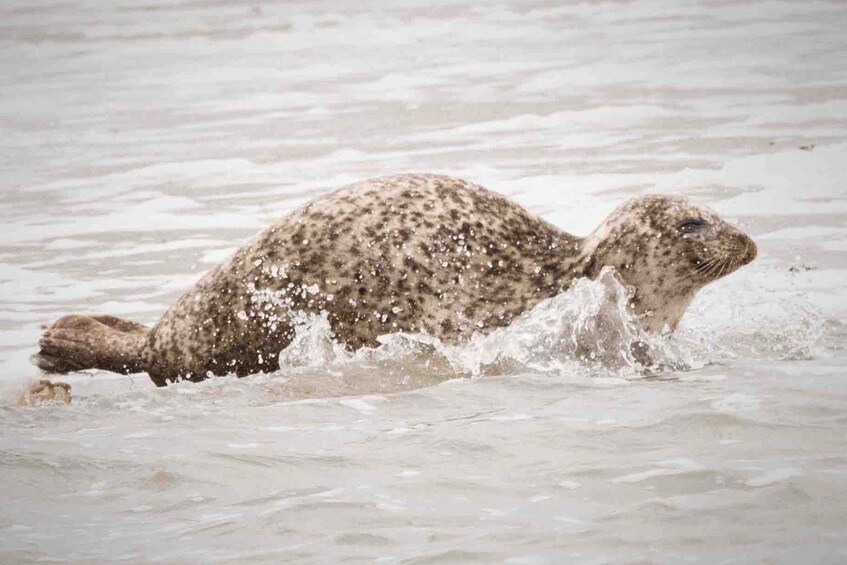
[33,174,756,386]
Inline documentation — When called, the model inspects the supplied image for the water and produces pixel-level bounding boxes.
[2,0,847,562]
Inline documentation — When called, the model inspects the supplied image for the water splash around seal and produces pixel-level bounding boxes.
[5,266,824,408]
[266,266,824,396]
[273,269,671,377]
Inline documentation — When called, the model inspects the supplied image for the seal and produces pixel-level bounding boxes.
[33,174,756,386]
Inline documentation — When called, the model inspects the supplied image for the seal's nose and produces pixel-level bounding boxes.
[741,234,757,265]
[726,229,757,268]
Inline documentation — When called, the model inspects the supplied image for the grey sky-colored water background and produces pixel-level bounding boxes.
[2,0,847,562]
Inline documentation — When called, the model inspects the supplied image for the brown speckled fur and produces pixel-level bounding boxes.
[34,174,756,386]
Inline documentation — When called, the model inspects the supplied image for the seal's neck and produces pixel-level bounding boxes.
[632,289,696,333]
[575,233,699,334]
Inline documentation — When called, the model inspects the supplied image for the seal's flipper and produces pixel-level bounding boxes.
[33,314,149,375]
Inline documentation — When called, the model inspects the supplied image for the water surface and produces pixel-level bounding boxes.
[1,0,847,562]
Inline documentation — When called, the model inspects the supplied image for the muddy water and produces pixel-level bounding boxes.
[1,0,847,562]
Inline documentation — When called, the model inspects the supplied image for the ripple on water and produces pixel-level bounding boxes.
[2,0,847,562]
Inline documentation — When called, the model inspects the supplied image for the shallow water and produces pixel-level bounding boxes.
[2,0,847,562]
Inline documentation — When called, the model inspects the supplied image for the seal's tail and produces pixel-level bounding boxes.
[32,314,149,375]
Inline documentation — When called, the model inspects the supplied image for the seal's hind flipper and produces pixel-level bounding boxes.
[33,314,149,375]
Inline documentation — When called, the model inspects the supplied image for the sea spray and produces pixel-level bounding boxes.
[274,267,825,386]
[276,268,695,380]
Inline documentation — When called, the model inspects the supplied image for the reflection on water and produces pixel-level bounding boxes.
[1,0,847,562]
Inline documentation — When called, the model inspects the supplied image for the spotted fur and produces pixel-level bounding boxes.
[33,174,756,386]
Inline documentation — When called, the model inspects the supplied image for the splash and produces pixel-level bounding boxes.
[275,268,696,381]
[277,311,351,368]
[7,266,822,411]
[677,273,826,363]
[433,267,674,377]
[273,266,826,386]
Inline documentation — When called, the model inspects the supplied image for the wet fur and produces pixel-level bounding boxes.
[34,174,756,386]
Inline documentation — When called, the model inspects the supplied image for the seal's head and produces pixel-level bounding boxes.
[582,195,757,332]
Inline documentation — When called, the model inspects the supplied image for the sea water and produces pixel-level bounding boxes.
[1,0,846,562]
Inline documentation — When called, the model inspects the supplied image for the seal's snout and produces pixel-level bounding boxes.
[723,227,757,269]
[742,235,758,265]
[730,230,757,267]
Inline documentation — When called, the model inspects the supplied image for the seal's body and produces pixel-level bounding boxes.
[34,174,756,386]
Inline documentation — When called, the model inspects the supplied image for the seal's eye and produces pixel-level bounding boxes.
[678,219,708,234]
